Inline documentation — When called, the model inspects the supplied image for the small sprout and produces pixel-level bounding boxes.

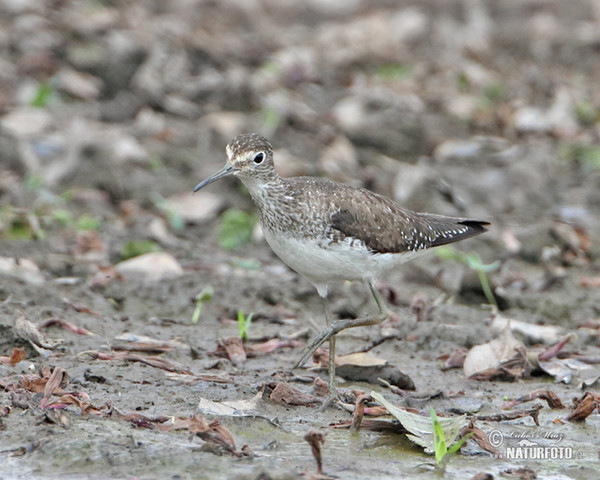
[218,208,257,250]
[482,82,506,105]
[0,207,44,240]
[558,142,600,171]
[76,214,100,231]
[148,152,165,171]
[24,174,44,191]
[51,209,75,227]
[260,107,281,132]
[455,72,471,93]
[30,81,54,108]
[431,407,472,470]
[436,246,499,306]
[376,63,412,80]
[237,309,253,342]
[191,285,213,324]
[371,392,470,471]
[120,240,161,261]
[574,102,598,127]
[260,61,280,74]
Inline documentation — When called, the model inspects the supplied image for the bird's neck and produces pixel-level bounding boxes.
[241,174,289,207]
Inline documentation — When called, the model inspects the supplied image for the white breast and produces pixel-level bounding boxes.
[263,230,426,294]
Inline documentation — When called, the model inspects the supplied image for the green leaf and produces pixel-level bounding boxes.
[30,81,53,108]
[447,432,472,456]
[431,407,447,465]
[436,247,498,306]
[191,285,213,323]
[76,214,100,231]
[52,209,75,227]
[376,63,412,79]
[120,240,161,260]
[237,310,253,341]
[218,209,257,250]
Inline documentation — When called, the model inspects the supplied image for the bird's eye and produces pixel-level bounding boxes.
[253,152,264,164]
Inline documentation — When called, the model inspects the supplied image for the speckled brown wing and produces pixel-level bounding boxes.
[328,187,490,255]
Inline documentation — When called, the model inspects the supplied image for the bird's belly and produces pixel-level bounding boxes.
[263,231,424,285]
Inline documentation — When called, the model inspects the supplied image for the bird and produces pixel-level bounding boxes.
[194,133,490,408]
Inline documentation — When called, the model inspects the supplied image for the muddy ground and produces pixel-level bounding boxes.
[1,0,600,479]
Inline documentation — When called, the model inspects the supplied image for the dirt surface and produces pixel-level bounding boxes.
[1,1,600,479]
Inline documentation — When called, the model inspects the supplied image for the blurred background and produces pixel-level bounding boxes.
[0,0,599,319]
[1,0,599,254]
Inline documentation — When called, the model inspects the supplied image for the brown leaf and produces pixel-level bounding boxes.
[350,392,371,432]
[503,390,564,410]
[125,353,192,374]
[208,419,237,451]
[75,230,104,256]
[461,418,501,457]
[470,473,494,480]
[110,407,171,428]
[0,347,26,366]
[313,377,328,398]
[468,347,531,381]
[42,367,69,408]
[39,318,94,336]
[537,334,574,362]
[84,350,192,374]
[63,298,100,316]
[44,393,106,416]
[437,347,468,370]
[478,403,543,426]
[248,338,302,355]
[188,414,210,434]
[14,315,62,349]
[580,276,600,287]
[500,466,538,480]
[304,430,326,475]
[268,382,318,406]
[565,391,600,422]
[218,336,247,365]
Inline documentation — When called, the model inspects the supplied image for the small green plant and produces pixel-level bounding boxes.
[237,309,253,342]
[431,407,472,469]
[370,392,470,471]
[218,208,257,250]
[482,82,506,105]
[76,214,100,231]
[558,142,600,171]
[260,107,282,132]
[148,152,166,171]
[30,81,54,108]
[0,207,45,240]
[191,285,213,323]
[574,102,598,127]
[436,246,499,306]
[24,174,44,191]
[51,209,76,227]
[375,63,412,80]
[120,240,161,260]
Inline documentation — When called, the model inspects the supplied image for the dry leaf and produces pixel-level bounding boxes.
[464,323,525,378]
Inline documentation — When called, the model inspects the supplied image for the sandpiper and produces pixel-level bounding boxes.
[194,133,489,408]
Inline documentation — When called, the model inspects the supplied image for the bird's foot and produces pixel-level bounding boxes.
[293,313,388,370]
